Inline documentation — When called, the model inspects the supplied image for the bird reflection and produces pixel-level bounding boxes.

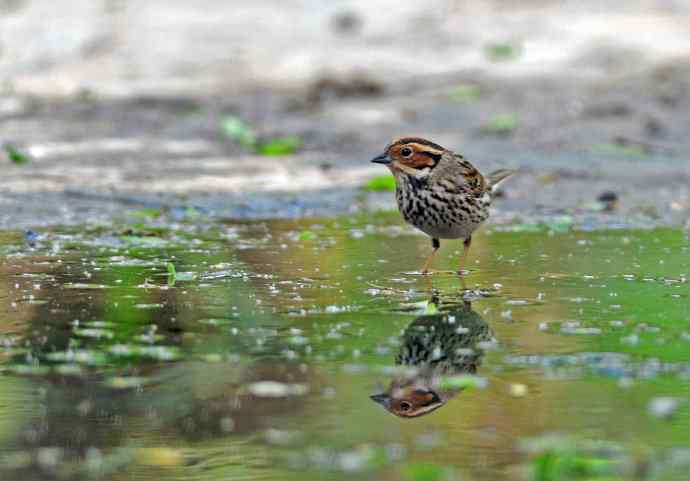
[371,293,495,418]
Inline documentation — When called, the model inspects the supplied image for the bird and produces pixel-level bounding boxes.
[371,137,514,274]
[370,295,495,418]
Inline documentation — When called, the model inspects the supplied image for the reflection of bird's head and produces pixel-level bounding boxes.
[372,297,494,418]
[370,386,443,418]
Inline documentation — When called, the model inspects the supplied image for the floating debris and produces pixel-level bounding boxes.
[509,383,529,398]
[104,376,150,389]
[247,381,309,398]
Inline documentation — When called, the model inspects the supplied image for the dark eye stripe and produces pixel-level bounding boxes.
[421,151,441,162]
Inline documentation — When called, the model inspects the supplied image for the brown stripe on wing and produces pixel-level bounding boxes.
[454,153,487,195]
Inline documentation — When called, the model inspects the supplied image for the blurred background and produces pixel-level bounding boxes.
[2,0,690,227]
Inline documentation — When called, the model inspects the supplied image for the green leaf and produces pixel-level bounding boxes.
[255,136,300,156]
[484,42,521,61]
[533,451,559,481]
[483,114,518,134]
[298,230,317,241]
[424,302,439,315]
[129,208,162,219]
[438,375,486,390]
[221,116,256,148]
[447,83,481,102]
[403,463,454,481]
[545,215,573,233]
[184,206,203,219]
[4,144,30,165]
[222,116,300,155]
[532,449,617,481]
[364,175,396,192]
[166,262,177,286]
[509,223,542,233]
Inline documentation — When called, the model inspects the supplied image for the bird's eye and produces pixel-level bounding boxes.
[399,401,412,412]
[400,147,413,158]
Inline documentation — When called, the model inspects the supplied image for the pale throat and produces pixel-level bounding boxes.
[393,162,432,179]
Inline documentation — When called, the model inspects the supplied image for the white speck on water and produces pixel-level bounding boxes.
[343,364,367,374]
[37,448,63,469]
[338,448,371,473]
[375,345,390,355]
[649,397,679,419]
[415,431,444,451]
[506,299,530,305]
[247,381,308,398]
[561,326,601,335]
[85,447,103,473]
[220,417,235,433]
[477,340,499,351]
[325,305,349,313]
[265,428,301,446]
[509,383,528,397]
[618,377,635,389]
[385,443,407,462]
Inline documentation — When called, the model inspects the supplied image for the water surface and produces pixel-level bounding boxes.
[0,215,689,481]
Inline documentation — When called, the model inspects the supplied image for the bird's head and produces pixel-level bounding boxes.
[371,137,448,178]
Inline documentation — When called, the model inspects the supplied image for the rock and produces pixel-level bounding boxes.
[332,10,363,35]
[597,191,619,212]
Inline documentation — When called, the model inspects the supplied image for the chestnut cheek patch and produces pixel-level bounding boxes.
[405,153,436,169]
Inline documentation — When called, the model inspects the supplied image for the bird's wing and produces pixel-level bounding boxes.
[442,154,488,196]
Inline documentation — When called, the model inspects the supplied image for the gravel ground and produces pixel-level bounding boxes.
[1,0,690,228]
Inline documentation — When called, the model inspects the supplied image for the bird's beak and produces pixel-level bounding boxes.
[371,152,392,164]
[370,393,391,408]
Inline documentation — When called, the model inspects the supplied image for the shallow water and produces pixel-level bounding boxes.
[0,214,689,481]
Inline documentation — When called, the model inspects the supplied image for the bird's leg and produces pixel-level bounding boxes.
[458,275,468,291]
[423,273,435,291]
[458,236,472,275]
[421,238,440,274]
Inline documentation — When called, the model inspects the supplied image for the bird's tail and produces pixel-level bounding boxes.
[487,169,516,193]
